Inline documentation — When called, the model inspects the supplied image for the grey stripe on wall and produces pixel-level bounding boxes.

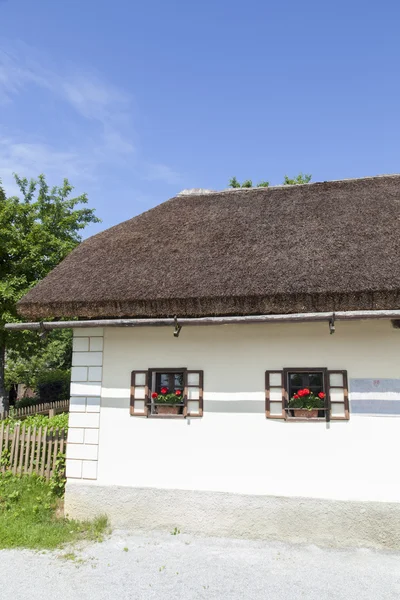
[350,379,400,415]
[350,400,400,415]
[351,378,400,393]
[200,380,400,416]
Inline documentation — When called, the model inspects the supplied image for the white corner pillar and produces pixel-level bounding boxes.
[66,328,103,481]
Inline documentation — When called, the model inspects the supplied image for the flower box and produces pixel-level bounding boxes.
[288,388,325,419]
[152,388,184,416]
[293,408,319,419]
[156,404,183,415]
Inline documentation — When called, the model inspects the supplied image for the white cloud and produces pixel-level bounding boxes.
[0,43,181,186]
[142,163,182,185]
[62,76,130,123]
[0,47,52,103]
[0,136,95,195]
[0,46,134,157]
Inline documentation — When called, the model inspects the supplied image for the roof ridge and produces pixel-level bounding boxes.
[177,173,400,197]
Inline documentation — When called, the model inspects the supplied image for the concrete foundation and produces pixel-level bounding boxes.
[65,482,400,550]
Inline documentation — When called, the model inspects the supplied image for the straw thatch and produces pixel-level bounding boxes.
[17,175,400,319]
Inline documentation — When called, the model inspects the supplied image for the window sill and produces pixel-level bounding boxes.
[148,414,186,419]
[285,417,327,422]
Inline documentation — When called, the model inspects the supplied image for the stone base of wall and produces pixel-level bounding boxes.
[65,483,400,550]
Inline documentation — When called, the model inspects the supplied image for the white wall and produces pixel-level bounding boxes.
[78,321,400,503]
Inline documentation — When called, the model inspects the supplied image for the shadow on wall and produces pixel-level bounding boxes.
[101,326,272,413]
[99,321,400,415]
[100,395,266,414]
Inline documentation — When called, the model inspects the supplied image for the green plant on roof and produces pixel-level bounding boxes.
[228,172,311,189]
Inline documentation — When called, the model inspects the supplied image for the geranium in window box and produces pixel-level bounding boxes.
[288,388,325,418]
[152,388,184,415]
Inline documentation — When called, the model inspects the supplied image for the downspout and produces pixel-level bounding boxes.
[4,309,400,331]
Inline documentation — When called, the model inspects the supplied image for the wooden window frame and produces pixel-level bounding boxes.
[283,367,329,422]
[148,367,186,419]
[266,368,349,422]
[187,369,204,418]
[130,368,203,419]
[130,370,149,417]
[265,371,285,419]
[328,370,349,421]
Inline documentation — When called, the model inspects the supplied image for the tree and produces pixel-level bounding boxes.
[228,173,312,188]
[5,329,73,393]
[0,174,100,411]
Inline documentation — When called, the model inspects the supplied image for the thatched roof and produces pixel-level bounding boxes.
[18,175,400,319]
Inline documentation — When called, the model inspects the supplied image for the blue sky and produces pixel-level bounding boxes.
[0,0,399,236]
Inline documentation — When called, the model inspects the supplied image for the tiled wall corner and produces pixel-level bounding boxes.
[66,328,103,481]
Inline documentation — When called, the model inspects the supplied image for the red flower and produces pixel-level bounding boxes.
[160,387,168,395]
[302,388,310,395]
[151,392,158,399]
[318,392,326,399]
[175,390,182,396]
[293,394,299,399]
[298,390,305,397]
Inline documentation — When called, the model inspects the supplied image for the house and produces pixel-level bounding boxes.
[8,175,400,549]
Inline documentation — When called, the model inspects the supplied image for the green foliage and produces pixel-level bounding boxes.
[49,452,66,497]
[283,173,312,185]
[241,179,253,188]
[0,174,99,332]
[37,369,70,403]
[12,368,70,405]
[5,329,73,392]
[155,392,183,404]
[228,173,312,188]
[0,473,109,549]
[288,392,324,410]
[0,174,99,405]
[14,396,40,409]
[0,448,10,469]
[1,411,69,433]
[228,177,241,188]
[229,177,253,188]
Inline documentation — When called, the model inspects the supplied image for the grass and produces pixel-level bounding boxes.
[0,473,108,550]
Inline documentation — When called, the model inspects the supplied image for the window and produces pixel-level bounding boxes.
[288,371,324,398]
[130,368,203,418]
[265,368,349,421]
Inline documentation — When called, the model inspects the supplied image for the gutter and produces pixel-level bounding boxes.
[4,309,400,332]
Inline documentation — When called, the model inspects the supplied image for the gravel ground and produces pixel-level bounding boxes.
[1,530,399,600]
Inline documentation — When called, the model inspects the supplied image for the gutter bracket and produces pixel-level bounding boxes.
[329,313,335,335]
[173,315,182,338]
[38,321,49,340]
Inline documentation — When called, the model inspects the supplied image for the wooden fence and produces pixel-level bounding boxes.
[0,423,66,481]
[0,398,69,422]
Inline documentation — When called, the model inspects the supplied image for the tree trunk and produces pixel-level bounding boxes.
[0,343,8,413]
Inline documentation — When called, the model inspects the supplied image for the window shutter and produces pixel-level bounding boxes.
[185,370,203,417]
[327,370,349,420]
[130,370,149,416]
[265,371,285,418]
